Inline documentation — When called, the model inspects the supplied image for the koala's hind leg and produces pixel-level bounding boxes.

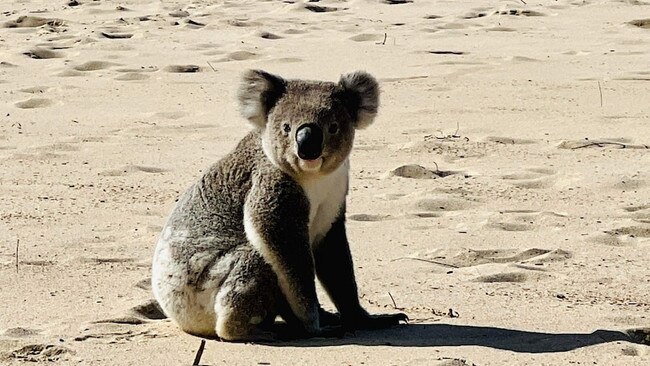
[214,250,279,341]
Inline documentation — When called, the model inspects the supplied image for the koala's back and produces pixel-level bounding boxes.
[152,131,270,327]
[168,131,262,243]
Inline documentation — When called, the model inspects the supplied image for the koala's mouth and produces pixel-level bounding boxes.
[297,157,323,172]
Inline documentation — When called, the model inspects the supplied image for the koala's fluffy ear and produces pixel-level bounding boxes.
[338,71,379,129]
[238,69,287,128]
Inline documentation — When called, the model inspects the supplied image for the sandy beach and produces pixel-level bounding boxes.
[1,0,649,364]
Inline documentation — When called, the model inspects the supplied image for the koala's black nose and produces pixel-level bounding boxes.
[296,123,323,160]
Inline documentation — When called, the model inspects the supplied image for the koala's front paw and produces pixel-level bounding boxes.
[348,312,409,330]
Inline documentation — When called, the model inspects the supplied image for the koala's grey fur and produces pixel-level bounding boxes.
[151,70,407,341]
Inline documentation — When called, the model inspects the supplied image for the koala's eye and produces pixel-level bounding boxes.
[328,123,339,134]
[282,124,291,133]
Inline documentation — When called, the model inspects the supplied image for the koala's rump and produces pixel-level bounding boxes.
[152,131,280,331]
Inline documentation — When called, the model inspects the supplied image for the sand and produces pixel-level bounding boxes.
[1,0,649,364]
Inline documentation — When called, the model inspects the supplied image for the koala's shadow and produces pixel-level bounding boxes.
[257,323,644,353]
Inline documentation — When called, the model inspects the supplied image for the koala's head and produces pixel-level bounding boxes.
[237,69,379,178]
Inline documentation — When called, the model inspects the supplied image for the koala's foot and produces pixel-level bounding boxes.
[346,312,409,330]
[319,308,341,327]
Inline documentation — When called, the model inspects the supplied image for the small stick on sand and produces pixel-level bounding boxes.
[431,122,462,140]
[388,292,398,309]
[520,0,527,4]
[598,81,603,108]
[451,121,461,138]
[206,61,216,72]
[15,239,19,273]
[571,141,627,149]
[192,339,206,366]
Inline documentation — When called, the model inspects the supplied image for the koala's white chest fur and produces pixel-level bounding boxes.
[300,159,349,245]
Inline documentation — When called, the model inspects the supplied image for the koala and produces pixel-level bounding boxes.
[151,69,407,341]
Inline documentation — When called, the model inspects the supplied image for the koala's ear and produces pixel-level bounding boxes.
[238,69,287,128]
[338,71,379,129]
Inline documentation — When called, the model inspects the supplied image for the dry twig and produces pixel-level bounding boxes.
[192,339,206,366]
[430,121,462,140]
[15,239,19,273]
[571,141,627,149]
[388,292,398,309]
[598,81,603,108]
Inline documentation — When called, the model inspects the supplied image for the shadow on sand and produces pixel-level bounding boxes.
[258,323,648,353]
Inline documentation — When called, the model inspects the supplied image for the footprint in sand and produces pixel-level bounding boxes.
[558,139,649,149]
[463,9,545,19]
[486,221,533,232]
[74,300,167,344]
[486,27,516,32]
[494,9,545,17]
[258,31,283,40]
[348,214,392,222]
[130,299,167,320]
[116,66,159,73]
[164,64,201,73]
[57,69,85,77]
[98,165,167,177]
[2,16,64,28]
[621,204,650,223]
[80,257,137,264]
[2,344,73,362]
[603,225,650,239]
[73,61,119,72]
[387,164,457,179]
[115,73,149,81]
[473,272,528,283]
[23,48,63,59]
[484,136,538,145]
[100,31,134,39]
[500,167,556,189]
[134,278,152,291]
[585,233,635,247]
[628,19,650,29]
[269,57,304,63]
[349,33,384,42]
[3,327,41,338]
[409,247,572,268]
[217,51,259,62]
[15,98,53,109]
[401,248,570,283]
[486,210,568,232]
[610,176,647,191]
[284,28,308,35]
[304,4,343,13]
[413,195,475,213]
[169,10,190,18]
[21,85,53,94]
[225,19,261,27]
